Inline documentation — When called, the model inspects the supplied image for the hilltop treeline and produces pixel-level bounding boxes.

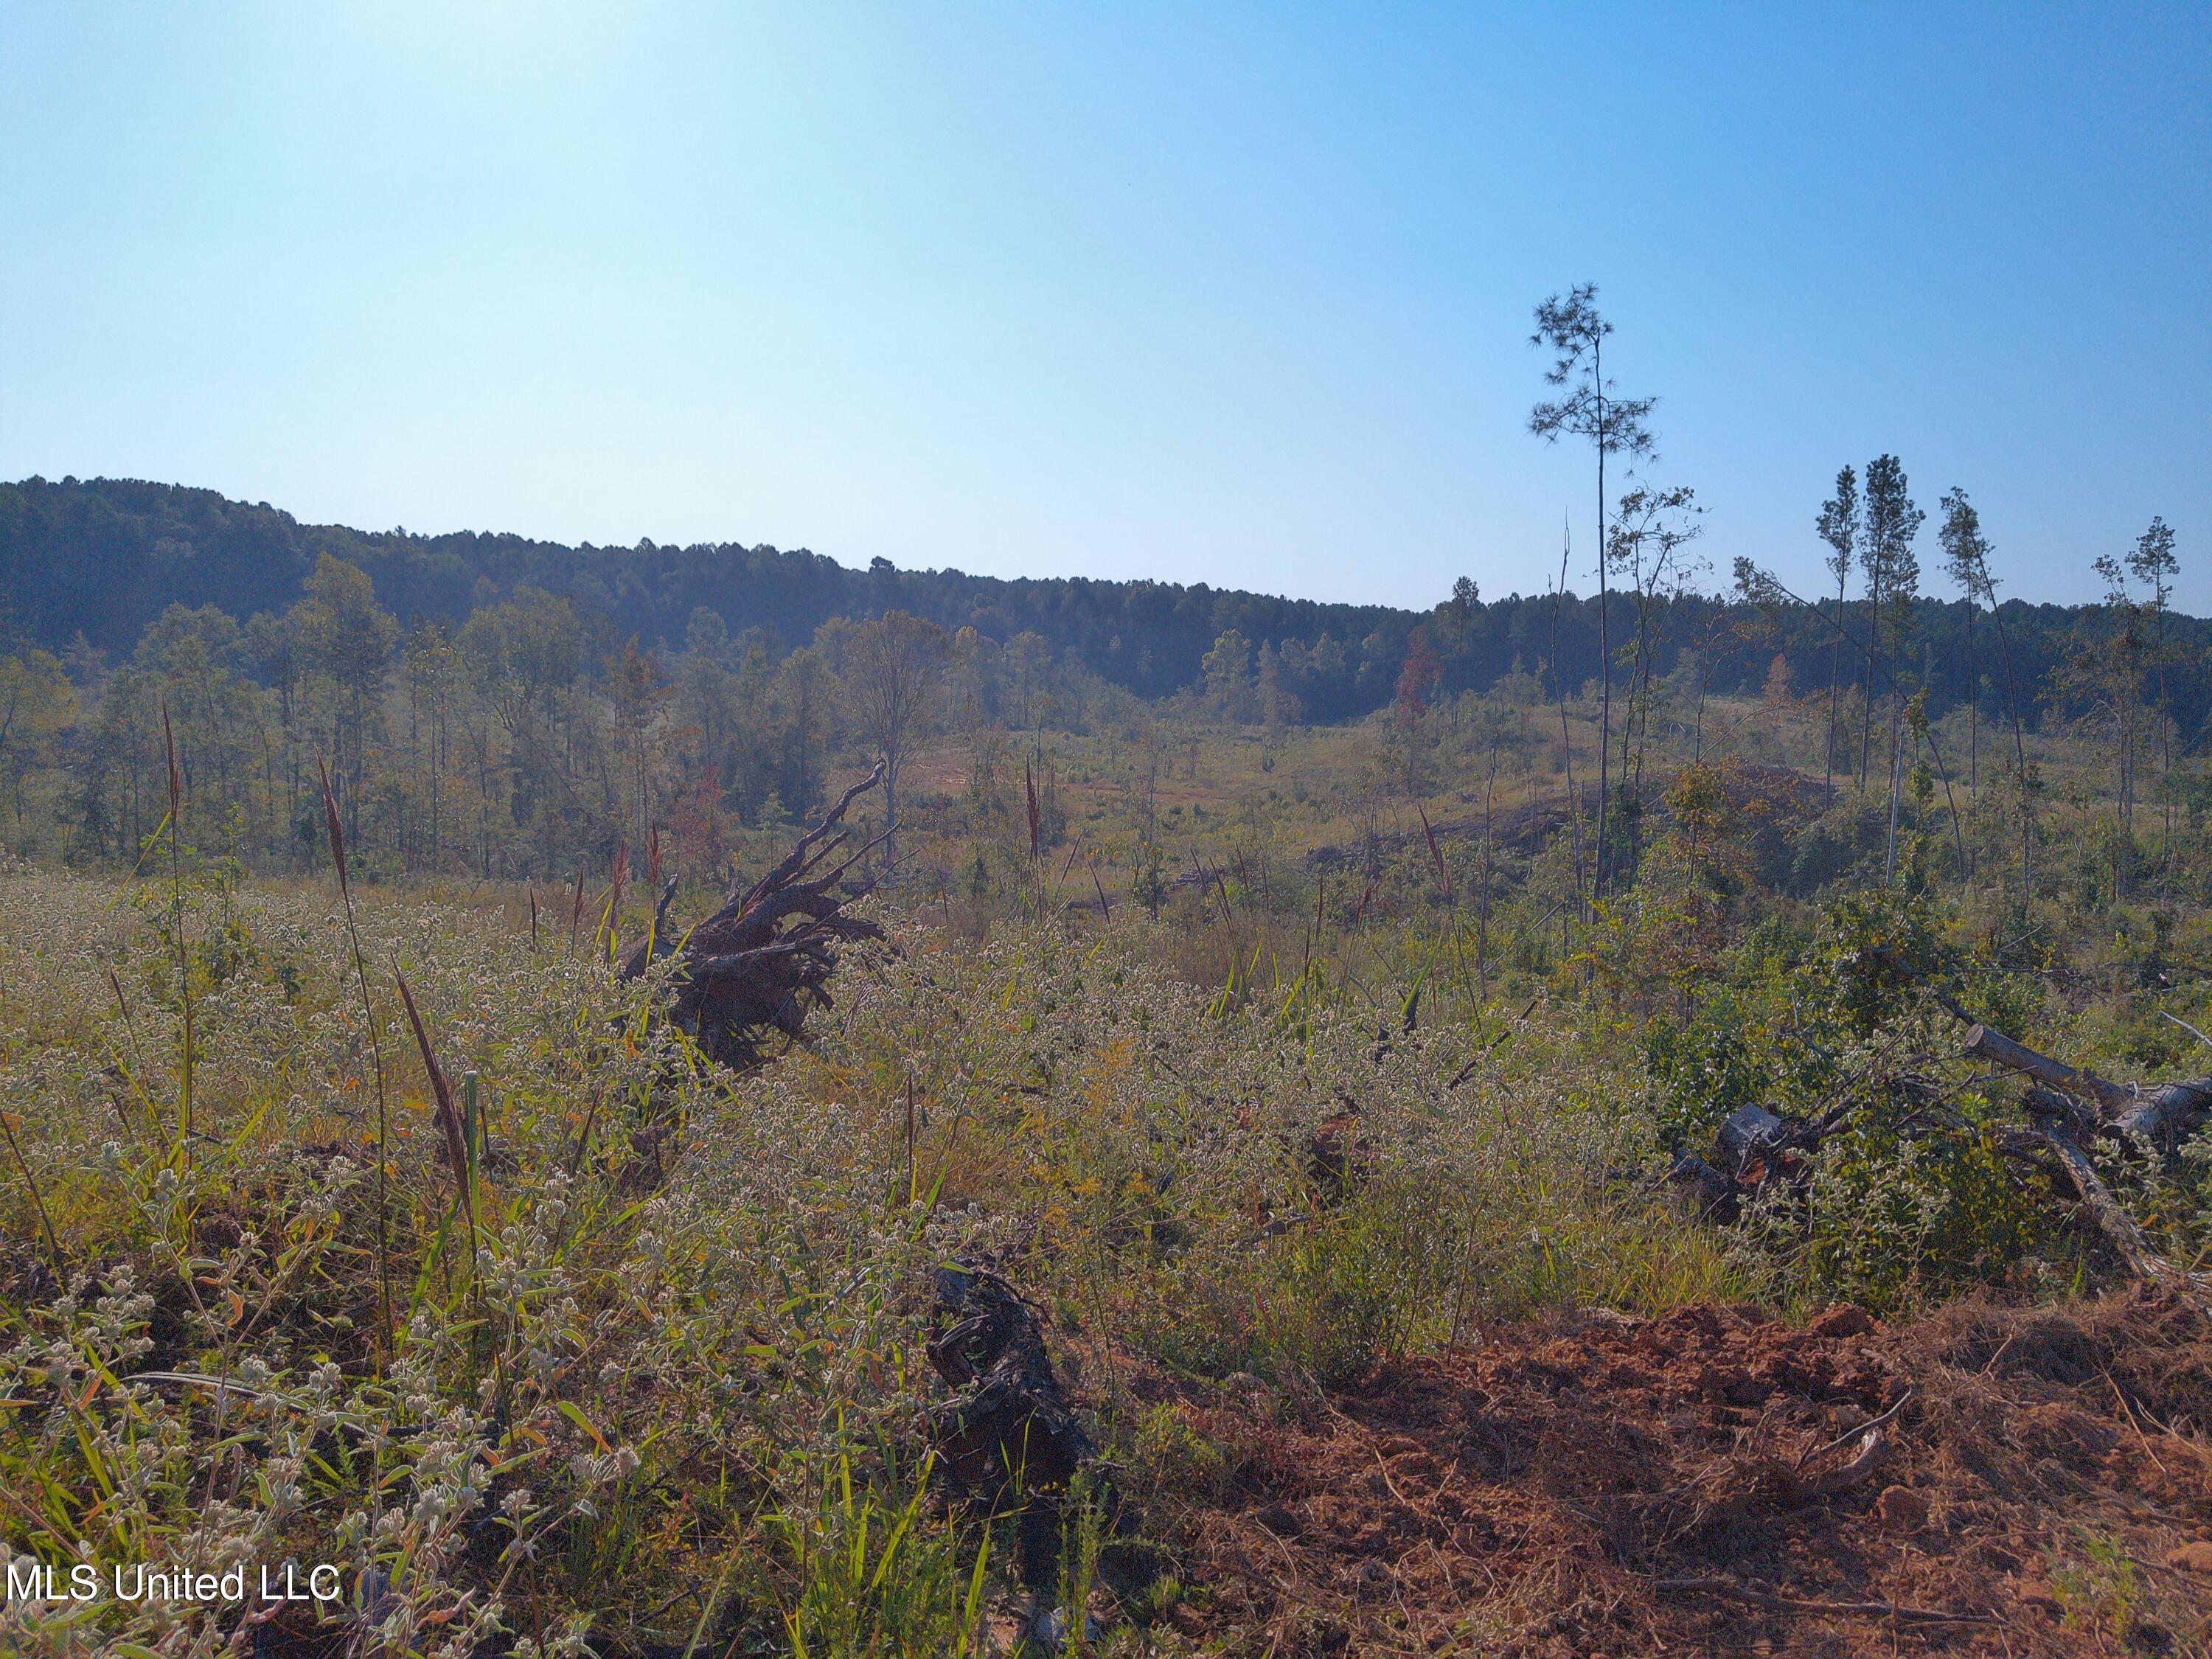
[7,476,2203,730]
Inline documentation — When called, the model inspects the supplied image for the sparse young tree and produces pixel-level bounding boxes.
[841,610,950,874]
[1937,487,1989,794]
[2128,516,2179,613]
[2064,549,2154,899]
[1201,628,1256,724]
[2126,517,2180,874]
[1548,519,1588,908]
[1940,498,2036,896]
[1815,466,1860,796]
[1529,283,1657,894]
[1604,482,1704,799]
[1861,456,1923,881]
[2072,523,2178,898]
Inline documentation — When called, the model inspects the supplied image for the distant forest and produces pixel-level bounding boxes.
[7,476,2202,732]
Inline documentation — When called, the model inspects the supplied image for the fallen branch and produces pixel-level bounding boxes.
[1796,1385,1913,1474]
[1962,1018,2212,1148]
[1962,1022,2133,1115]
[2019,1114,2199,1290]
[1652,1577,2003,1627]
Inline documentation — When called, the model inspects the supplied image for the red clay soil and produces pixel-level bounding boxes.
[1126,1291,2212,1657]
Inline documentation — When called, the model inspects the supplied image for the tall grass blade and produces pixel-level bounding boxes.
[319,750,393,1364]
[1,1107,64,1267]
[393,962,474,1232]
[161,700,192,1164]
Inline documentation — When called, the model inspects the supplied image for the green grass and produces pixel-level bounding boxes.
[0,848,1761,1655]
[1,691,2208,1655]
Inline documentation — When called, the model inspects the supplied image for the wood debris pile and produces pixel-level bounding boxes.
[1669,1002,2212,1294]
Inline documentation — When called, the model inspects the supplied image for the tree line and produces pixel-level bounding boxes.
[10,476,2201,737]
[0,462,2199,891]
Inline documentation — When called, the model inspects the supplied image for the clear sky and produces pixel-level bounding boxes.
[2,3,2205,612]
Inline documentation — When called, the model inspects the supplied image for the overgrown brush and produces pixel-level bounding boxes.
[1,854,2191,1654]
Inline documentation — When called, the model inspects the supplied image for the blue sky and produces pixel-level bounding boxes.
[2,3,2205,611]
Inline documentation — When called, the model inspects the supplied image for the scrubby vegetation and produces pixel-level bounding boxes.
[3,452,2211,1653]
[4,739,2212,1654]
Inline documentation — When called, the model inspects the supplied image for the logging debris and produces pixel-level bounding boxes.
[620,762,888,1069]
[1664,1005,2212,1295]
[926,1259,1098,1588]
[1133,1291,2212,1655]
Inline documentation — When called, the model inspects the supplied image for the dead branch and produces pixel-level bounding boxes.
[1960,1017,2212,1148]
[1798,1426,1890,1496]
[1950,1016,2212,1296]
[1796,1385,1913,1473]
[2020,1116,2199,1289]
[1962,1022,2134,1114]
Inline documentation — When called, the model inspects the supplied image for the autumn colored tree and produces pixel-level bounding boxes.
[1393,627,1442,794]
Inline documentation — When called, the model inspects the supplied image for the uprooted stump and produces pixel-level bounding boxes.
[621,762,887,1069]
[928,1261,1097,1588]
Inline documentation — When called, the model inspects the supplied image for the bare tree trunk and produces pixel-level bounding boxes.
[1965,606,1978,793]
[1478,728,1497,1000]
[883,753,900,877]
[1858,577,1877,792]
[1986,597,2033,896]
[1824,577,1844,799]
[1962,1023,2131,1113]
[1922,714,1968,878]
[1593,352,1611,897]
[1882,622,1905,883]
[1551,529,1586,914]
[1884,692,1904,883]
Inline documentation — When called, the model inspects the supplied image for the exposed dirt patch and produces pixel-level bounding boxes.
[1121,1291,2212,1655]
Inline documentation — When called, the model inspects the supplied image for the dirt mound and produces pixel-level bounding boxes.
[1129,1292,2212,1656]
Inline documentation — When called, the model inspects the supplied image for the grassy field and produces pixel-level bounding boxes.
[4,686,2212,1655]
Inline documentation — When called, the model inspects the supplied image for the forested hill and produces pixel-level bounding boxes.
[2,474,2202,730]
[0,476,1415,717]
